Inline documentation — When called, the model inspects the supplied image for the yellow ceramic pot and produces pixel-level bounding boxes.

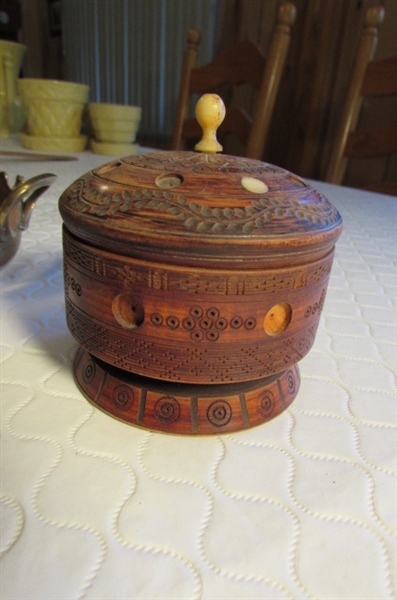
[88,103,141,143]
[0,40,26,137]
[18,78,89,139]
[88,102,141,121]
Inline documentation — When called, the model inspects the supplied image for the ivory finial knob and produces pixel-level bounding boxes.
[194,94,226,153]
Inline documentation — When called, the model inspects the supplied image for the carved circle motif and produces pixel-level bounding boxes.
[112,385,134,411]
[207,400,232,427]
[151,312,163,326]
[75,348,302,433]
[200,317,212,330]
[305,289,326,318]
[257,390,275,417]
[231,317,243,329]
[82,358,96,383]
[287,370,296,395]
[191,330,204,341]
[244,318,257,330]
[215,317,228,330]
[183,317,196,330]
[65,271,82,297]
[190,306,203,318]
[207,307,219,319]
[71,279,82,296]
[150,305,257,342]
[154,396,180,424]
[206,330,219,342]
[166,316,179,329]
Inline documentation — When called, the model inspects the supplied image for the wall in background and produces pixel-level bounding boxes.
[283,0,396,187]
[12,0,397,188]
[18,0,62,80]
[217,0,396,187]
[61,0,220,145]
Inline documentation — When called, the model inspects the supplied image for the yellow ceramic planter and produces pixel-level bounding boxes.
[18,78,89,139]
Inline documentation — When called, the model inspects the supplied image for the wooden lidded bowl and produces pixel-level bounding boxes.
[59,95,342,434]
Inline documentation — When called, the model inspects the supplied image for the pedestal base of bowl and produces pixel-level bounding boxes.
[74,347,300,435]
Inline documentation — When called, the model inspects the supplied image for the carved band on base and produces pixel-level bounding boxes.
[74,346,300,435]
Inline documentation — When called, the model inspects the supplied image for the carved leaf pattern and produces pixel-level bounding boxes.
[63,177,339,234]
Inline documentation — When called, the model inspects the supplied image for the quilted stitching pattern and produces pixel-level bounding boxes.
[1,151,396,599]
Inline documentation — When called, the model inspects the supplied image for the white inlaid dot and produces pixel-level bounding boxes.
[241,177,268,194]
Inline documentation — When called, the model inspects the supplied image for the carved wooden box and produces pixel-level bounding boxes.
[59,146,342,434]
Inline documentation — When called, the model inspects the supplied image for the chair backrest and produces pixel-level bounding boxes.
[326,5,397,195]
[171,2,296,160]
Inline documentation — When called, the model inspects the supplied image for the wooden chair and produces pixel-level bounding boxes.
[326,5,397,196]
[171,2,296,160]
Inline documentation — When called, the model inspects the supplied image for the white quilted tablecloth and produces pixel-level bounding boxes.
[1,142,396,600]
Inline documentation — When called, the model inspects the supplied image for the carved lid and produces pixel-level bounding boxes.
[59,95,342,268]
